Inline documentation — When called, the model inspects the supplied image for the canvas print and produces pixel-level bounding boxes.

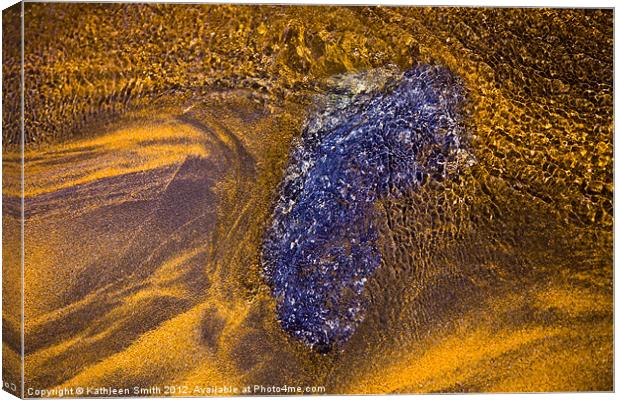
[1,3,613,397]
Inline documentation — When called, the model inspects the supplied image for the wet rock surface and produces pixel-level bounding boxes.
[262,65,470,351]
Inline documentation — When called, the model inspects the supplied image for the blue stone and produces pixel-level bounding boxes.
[262,64,468,352]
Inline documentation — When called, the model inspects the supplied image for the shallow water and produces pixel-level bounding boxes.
[2,4,613,394]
